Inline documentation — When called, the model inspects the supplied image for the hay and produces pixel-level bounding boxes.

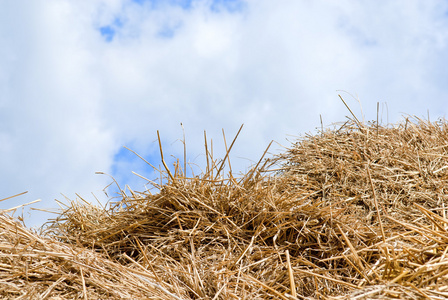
[3,116,448,299]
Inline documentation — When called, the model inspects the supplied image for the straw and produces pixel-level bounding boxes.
[2,115,448,298]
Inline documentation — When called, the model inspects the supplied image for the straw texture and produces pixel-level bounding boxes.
[2,116,448,299]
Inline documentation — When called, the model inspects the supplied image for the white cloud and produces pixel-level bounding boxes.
[1,0,448,227]
[0,1,115,227]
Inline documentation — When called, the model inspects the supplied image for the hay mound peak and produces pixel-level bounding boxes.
[3,116,448,299]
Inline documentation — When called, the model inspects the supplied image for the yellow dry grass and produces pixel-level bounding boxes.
[2,114,448,299]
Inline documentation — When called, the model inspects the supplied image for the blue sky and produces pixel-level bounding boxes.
[1,0,448,228]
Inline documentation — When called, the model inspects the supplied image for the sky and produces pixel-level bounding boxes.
[1,0,448,228]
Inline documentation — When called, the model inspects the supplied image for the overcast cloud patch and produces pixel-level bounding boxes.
[132,0,245,13]
[210,0,246,13]
[132,0,193,10]
[157,22,182,38]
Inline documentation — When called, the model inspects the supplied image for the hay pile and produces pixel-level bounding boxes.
[3,116,448,299]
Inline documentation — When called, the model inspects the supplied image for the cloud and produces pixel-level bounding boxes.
[1,0,448,227]
[0,1,116,227]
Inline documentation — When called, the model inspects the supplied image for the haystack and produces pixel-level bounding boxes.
[2,115,448,299]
